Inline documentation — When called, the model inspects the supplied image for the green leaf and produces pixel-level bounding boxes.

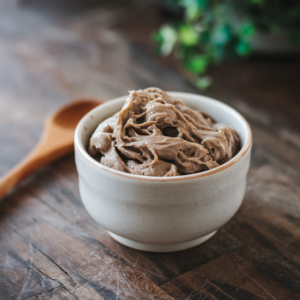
[153,32,163,43]
[186,55,208,74]
[158,25,178,56]
[197,0,208,9]
[179,24,199,46]
[235,40,250,56]
[211,24,232,46]
[179,0,201,21]
[186,6,201,21]
[196,76,212,90]
[240,23,255,37]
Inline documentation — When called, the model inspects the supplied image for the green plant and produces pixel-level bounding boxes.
[154,0,300,89]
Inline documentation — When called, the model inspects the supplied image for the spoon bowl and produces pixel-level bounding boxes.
[53,101,102,131]
[0,99,103,200]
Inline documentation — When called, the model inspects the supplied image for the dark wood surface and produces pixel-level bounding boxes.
[1,1,300,299]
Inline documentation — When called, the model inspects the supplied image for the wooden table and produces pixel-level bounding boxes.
[1,1,300,299]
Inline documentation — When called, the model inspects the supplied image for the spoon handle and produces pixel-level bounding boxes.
[0,141,73,200]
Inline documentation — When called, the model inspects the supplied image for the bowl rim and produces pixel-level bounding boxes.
[75,92,252,182]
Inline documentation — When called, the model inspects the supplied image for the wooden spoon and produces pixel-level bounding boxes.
[0,99,103,200]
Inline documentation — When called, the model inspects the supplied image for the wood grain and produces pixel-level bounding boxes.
[0,0,300,299]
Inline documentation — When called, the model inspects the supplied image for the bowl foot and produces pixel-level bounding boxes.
[107,230,217,253]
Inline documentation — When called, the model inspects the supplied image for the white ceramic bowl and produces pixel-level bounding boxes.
[75,92,252,252]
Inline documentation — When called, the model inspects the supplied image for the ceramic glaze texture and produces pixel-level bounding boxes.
[75,92,252,252]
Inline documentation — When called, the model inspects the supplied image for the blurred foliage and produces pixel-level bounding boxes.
[154,0,300,89]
